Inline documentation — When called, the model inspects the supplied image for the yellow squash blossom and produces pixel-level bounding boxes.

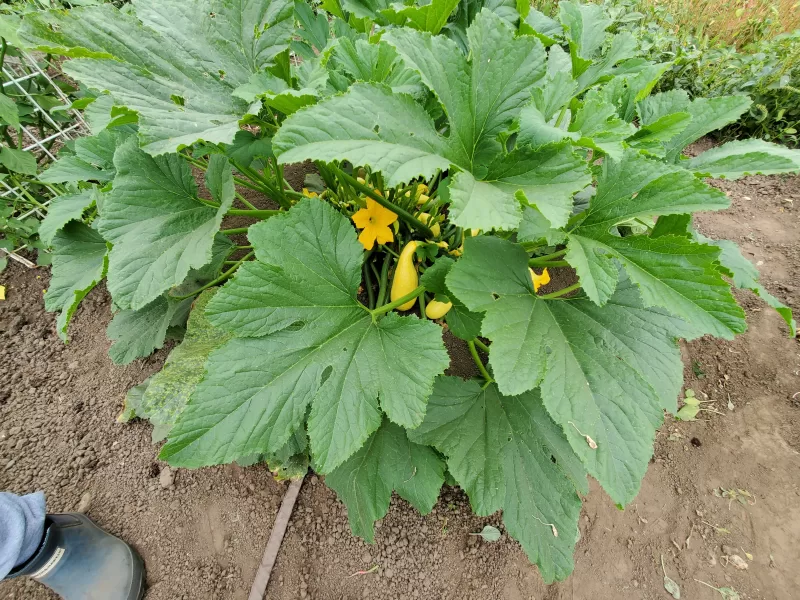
[529,267,550,292]
[352,198,398,250]
[302,188,319,198]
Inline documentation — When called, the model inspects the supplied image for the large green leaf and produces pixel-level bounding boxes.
[326,420,445,542]
[637,92,752,162]
[568,93,636,160]
[518,205,567,246]
[43,222,108,341]
[21,0,294,155]
[341,0,392,20]
[328,38,422,97]
[446,237,694,504]
[294,0,330,53]
[697,234,796,336]
[567,150,739,323]
[575,32,638,93]
[161,199,449,473]
[408,377,584,582]
[107,295,192,365]
[380,0,460,34]
[98,139,234,310]
[39,128,129,183]
[443,0,519,53]
[451,142,590,230]
[38,190,96,246]
[265,428,310,480]
[106,234,233,365]
[222,130,274,168]
[0,94,20,129]
[132,289,233,438]
[558,0,611,64]
[567,232,745,338]
[274,83,455,185]
[687,139,800,179]
[521,8,564,46]
[233,65,325,116]
[578,149,729,235]
[0,148,37,175]
[385,9,546,169]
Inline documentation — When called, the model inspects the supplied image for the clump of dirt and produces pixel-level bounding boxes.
[1,162,799,600]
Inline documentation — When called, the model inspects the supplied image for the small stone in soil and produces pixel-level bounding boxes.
[159,466,174,489]
[76,491,92,513]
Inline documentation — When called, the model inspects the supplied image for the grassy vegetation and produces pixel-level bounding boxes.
[533,0,800,46]
[532,0,800,145]
[635,0,799,47]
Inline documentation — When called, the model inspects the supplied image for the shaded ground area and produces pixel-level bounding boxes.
[1,166,798,600]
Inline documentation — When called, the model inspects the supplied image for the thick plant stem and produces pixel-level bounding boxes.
[235,192,257,210]
[375,254,391,308]
[181,154,207,171]
[0,40,7,92]
[371,285,425,317]
[473,338,490,354]
[528,249,567,265]
[363,258,376,310]
[230,159,290,210]
[227,208,280,219]
[172,251,254,300]
[555,105,569,128]
[332,166,434,239]
[539,282,581,299]
[196,197,220,209]
[379,244,400,259]
[221,227,250,235]
[468,340,493,384]
[531,260,569,267]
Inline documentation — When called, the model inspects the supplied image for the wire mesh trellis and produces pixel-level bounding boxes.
[1,48,89,268]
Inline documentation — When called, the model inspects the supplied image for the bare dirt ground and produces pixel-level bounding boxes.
[1,163,798,600]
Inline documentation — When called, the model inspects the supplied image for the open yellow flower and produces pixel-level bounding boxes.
[351,198,398,250]
[302,188,318,198]
[529,267,551,292]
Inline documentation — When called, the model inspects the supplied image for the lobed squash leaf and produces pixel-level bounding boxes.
[161,199,449,473]
[409,377,584,582]
[21,0,295,155]
[446,236,694,504]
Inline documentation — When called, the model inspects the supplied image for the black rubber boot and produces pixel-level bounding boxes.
[5,513,145,600]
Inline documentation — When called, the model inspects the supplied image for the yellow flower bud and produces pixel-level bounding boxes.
[418,213,440,237]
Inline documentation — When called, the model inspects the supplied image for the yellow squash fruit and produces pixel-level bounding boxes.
[418,213,441,237]
[425,299,453,319]
[391,241,419,311]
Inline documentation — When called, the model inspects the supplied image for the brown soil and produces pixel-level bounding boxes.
[1,163,799,600]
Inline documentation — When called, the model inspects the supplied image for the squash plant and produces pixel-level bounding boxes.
[21,0,800,582]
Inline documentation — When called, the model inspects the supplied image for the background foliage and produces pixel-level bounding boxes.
[533,0,800,145]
